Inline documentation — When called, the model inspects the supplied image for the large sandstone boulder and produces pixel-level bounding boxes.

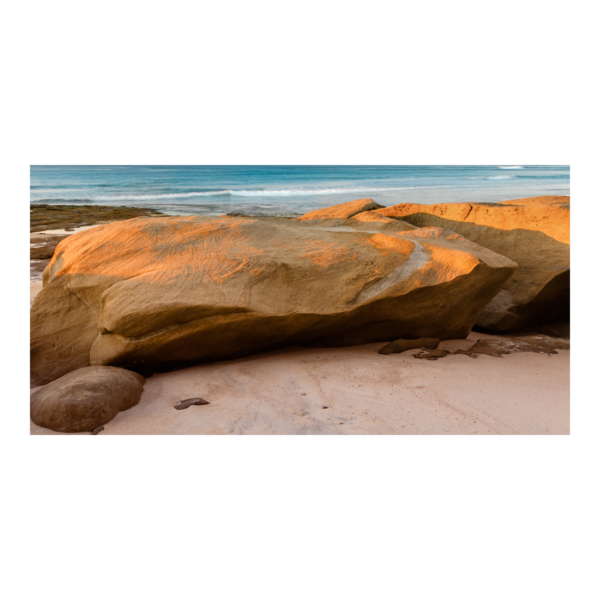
[31,216,517,384]
[374,197,570,332]
[30,366,144,433]
[298,198,384,220]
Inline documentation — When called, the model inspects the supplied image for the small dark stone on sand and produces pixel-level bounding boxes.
[413,349,449,360]
[92,426,104,435]
[174,397,210,410]
[322,406,328,409]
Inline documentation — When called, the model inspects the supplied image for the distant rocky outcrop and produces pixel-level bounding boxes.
[297,198,384,220]
[30,235,69,260]
[30,366,144,433]
[498,196,570,207]
[373,197,570,332]
[30,204,164,233]
[31,215,516,384]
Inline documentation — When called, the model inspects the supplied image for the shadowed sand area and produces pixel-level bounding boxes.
[30,331,569,435]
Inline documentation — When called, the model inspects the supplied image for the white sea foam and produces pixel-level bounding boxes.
[33,191,231,201]
[487,176,512,179]
[498,166,524,169]
[229,185,456,197]
[32,184,459,202]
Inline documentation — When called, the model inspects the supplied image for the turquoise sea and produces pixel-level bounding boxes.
[30,165,570,217]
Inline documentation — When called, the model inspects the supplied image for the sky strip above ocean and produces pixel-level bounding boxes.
[30,165,570,217]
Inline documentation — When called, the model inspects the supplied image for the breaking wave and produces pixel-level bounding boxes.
[31,184,459,202]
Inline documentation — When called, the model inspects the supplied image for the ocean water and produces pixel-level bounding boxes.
[30,165,570,217]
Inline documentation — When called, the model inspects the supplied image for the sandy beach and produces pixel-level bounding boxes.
[30,330,569,435]
[29,197,570,435]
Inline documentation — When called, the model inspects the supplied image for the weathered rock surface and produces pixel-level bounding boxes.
[374,197,570,331]
[31,215,517,384]
[298,198,384,220]
[378,338,440,355]
[30,366,144,433]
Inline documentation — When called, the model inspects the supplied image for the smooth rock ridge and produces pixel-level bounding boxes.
[297,198,384,220]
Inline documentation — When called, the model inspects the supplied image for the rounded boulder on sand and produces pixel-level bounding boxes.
[30,366,144,433]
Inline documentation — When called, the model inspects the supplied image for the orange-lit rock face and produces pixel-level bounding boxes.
[297,198,384,220]
[48,216,265,284]
[365,234,415,256]
[376,198,570,244]
[372,197,571,331]
[416,244,480,287]
[31,216,517,384]
[296,240,358,268]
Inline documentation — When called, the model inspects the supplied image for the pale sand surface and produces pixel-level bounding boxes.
[30,331,569,435]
